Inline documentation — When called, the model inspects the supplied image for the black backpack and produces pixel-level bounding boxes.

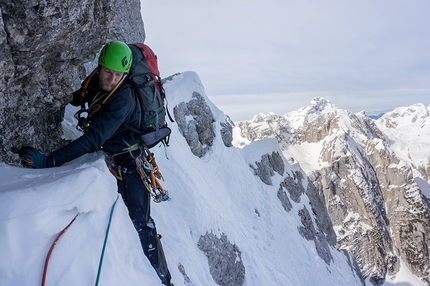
[126,43,172,148]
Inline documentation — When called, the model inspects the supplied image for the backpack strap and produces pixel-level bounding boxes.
[78,67,99,109]
[74,68,126,132]
[77,66,126,116]
[164,97,175,123]
[89,76,126,116]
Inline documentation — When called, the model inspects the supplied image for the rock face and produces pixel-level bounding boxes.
[250,151,284,185]
[235,97,430,285]
[174,92,216,157]
[250,151,339,267]
[198,232,246,286]
[0,0,145,164]
[220,120,233,147]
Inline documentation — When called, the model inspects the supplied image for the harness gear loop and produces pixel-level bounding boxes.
[105,144,169,203]
[105,143,141,180]
[106,154,123,180]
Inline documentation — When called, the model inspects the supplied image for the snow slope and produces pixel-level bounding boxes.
[1,72,366,285]
[376,103,430,198]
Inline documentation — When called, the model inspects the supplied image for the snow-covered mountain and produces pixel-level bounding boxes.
[0,72,378,286]
[234,97,430,285]
[376,103,430,196]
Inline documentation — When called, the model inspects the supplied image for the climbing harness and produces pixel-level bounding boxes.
[106,144,170,203]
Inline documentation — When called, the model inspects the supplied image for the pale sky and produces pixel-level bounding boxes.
[140,0,430,121]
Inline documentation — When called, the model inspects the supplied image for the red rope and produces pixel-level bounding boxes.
[41,214,78,286]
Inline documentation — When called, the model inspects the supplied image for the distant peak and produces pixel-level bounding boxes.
[251,113,266,123]
[305,97,336,114]
[310,97,331,105]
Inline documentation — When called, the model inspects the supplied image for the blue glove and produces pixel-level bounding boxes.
[19,146,54,168]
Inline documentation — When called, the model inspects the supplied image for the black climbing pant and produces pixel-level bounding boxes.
[117,168,172,285]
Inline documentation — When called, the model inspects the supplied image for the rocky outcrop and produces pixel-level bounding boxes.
[235,97,430,284]
[198,232,246,286]
[250,151,338,266]
[366,139,430,283]
[298,205,333,264]
[235,113,291,147]
[250,151,284,185]
[314,133,430,284]
[0,0,145,164]
[220,119,233,147]
[178,263,195,286]
[173,92,216,157]
[310,148,397,285]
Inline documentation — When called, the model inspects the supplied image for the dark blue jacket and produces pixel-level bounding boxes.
[51,74,141,166]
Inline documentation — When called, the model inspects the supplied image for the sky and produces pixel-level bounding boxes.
[140,0,430,121]
[0,72,424,285]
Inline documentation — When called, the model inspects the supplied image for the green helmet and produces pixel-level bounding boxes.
[98,41,132,73]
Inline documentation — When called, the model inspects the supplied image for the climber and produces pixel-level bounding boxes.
[19,41,173,286]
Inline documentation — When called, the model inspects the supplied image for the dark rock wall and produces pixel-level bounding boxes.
[0,0,145,164]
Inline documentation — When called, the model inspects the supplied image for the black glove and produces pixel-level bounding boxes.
[69,89,83,106]
[19,146,54,168]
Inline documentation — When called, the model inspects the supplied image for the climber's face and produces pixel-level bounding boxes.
[99,66,124,92]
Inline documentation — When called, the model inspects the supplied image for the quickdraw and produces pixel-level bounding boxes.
[106,145,170,203]
[135,147,170,203]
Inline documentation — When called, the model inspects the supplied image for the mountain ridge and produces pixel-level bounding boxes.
[234,96,430,285]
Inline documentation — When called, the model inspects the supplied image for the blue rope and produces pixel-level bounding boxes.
[95,195,119,286]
